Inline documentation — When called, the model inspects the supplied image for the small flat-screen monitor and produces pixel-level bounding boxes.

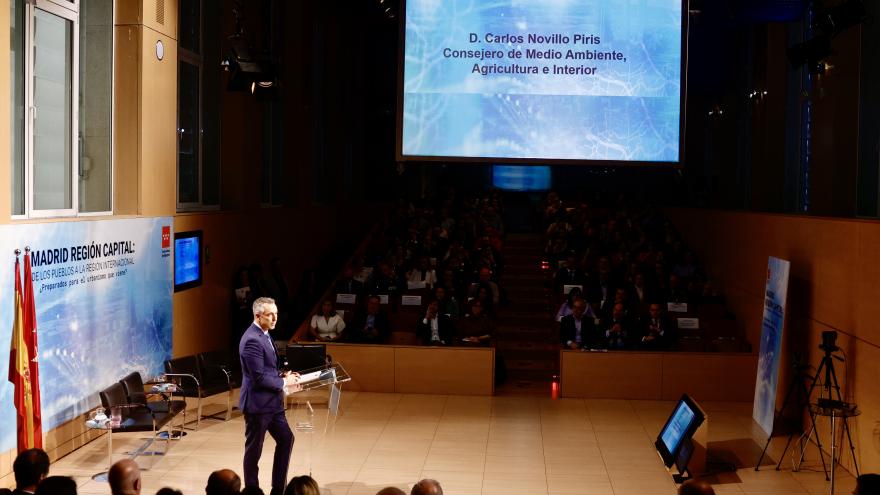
[174,230,202,292]
[655,394,706,468]
[492,165,551,191]
[286,344,327,372]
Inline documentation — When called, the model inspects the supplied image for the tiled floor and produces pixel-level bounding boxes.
[49,393,855,495]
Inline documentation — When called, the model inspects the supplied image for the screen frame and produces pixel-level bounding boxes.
[395,0,689,167]
[173,230,203,293]
[286,344,328,372]
[654,393,706,468]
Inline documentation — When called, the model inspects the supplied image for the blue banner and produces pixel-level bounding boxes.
[752,256,791,436]
[0,218,173,451]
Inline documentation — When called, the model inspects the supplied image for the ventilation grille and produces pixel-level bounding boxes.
[155,0,165,25]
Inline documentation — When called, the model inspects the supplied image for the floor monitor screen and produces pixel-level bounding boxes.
[655,394,705,467]
[399,0,686,165]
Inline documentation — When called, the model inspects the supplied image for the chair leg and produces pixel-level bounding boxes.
[225,389,232,421]
[196,395,202,430]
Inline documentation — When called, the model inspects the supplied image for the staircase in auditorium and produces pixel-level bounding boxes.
[495,233,558,396]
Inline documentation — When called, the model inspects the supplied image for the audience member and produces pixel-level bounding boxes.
[375,488,406,495]
[556,286,584,322]
[309,300,346,342]
[469,268,500,305]
[639,302,675,350]
[457,299,494,346]
[554,253,586,294]
[347,295,391,343]
[206,469,241,495]
[283,475,320,495]
[678,479,715,495]
[12,448,50,495]
[855,474,880,495]
[240,487,264,495]
[411,479,443,495]
[155,489,183,495]
[108,459,141,495]
[335,266,365,297]
[367,262,401,298]
[628,272,651,311]
[559,298,594,350]
[416,300,454,346]
[603,303,632,349]
[406,256,437,289]
[434,286,460,320]
[33,476,75,495]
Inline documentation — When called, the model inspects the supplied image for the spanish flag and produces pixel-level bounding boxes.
[9,256,37,452]
[22,250,43,447]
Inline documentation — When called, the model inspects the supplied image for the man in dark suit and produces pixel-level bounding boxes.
[638,302,675,350]
[240,297,297,495]
[348,295,392,343]
[553,254,586,294]
[559,297,595,349]
[602,302,634,349]
[416,300,454,346]
[334,266,365,297]
[11,448,49,495]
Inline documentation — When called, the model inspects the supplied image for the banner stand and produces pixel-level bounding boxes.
[751,257,791,466]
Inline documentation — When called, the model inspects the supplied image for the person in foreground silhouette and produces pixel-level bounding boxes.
[678,479,715,495]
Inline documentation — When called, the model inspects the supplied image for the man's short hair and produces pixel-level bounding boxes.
[33,475,76,495]
[206,469,242,495]
[857,474,880,495]
[678,479,715,495]
[376,488,407,495]
[13,448,50,488]
[253,297,276,316]
[411,479,443,495]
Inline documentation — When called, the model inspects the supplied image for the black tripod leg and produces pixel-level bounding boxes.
[841,418,860,476]
[772,433,796,471]
[828,363,860,477]
[796,359,829,479]
[806,397,829,480]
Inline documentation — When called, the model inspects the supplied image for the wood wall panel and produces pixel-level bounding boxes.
[560,351,663,400]
[139,28,176,216]
[113,25,141,215]
[665,207,880,473]
[661,353,758,402]
[323,344,395,393]
[559,351,757,402]
[394,347,494,395]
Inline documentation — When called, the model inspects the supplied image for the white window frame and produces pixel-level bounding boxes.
[14,0,114,219]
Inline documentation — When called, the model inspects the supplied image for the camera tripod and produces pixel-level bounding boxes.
[755,353,827,473]
[756,345,860,485]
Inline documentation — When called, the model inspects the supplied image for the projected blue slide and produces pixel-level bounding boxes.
[401,0,683,162]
